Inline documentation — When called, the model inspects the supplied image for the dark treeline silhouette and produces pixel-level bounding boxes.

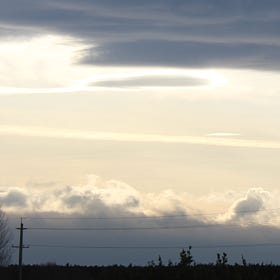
[1,248,280,280]
[2,263,280,280]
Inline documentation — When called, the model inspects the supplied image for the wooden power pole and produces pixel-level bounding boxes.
[14,218,28,280]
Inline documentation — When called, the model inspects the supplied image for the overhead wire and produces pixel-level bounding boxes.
[14,206,280,231]
[11,207,280,261]
[20,207,280,221]
[26,220,280,231]
[26,242,280,250]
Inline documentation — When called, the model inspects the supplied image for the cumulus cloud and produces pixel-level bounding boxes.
[232,188,270,214]
[217,188,280,227]
[0,188,27,207]
[1,175,191,218]
[2,175,279,229]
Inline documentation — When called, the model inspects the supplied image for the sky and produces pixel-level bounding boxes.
[1,0,280,265]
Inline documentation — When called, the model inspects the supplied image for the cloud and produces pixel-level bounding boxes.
[94,76,206,88]
[80,40,280,70]
[2,175,279,227]
[1,33,279,100]
[0,34,228,95]
[1,125,280,149]
[232,188,271,215]
[0,35,95,93]
[219,188,279,226]
[0,188,27,207]
[59,176,142,214]
[26,181,59,188]
[1,175,189,217]
[207,133,241,137]
[0,1,280,70]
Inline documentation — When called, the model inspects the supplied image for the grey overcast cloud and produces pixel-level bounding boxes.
[1,0,280,266]
[1,0,280,69]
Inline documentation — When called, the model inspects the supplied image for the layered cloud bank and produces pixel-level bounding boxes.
[1,1,280,70]
[1,175,279,227]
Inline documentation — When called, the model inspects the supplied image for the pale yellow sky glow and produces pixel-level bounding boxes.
[1,34,280,213]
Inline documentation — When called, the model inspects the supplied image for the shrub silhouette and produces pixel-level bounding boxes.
[216,252,228,266]
[179,246,193,267]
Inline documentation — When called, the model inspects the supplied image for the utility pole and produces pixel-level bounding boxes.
[13,218,28,280]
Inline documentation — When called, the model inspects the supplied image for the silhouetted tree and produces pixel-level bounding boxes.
[147,260,155,267]
[0,208,11,265]
[167,259,173,267]
[241,255,247,266]
[179,246,193,267]
[157,255,163,267]
[216,252,228,266]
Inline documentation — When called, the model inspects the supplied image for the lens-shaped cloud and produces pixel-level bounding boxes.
[93,76,207,88]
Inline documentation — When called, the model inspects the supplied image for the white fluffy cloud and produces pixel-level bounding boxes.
[219,188,280,226]
[0,175,191,217]
[1,175,279,228]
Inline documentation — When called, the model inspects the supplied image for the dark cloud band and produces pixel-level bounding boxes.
[0,0,280,70]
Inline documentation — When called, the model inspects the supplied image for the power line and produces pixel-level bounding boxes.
[20,207,280,221]
[13,216,280,267]
[26,225,216,231]
[17,208,280,232]
[194,243,280,249]
[28,244,188,249]
[27,242,280,249]
[26,224,236,231]
[26,220,280,231]
[10,218,280,232]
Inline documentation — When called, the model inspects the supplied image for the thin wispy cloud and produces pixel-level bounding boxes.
[0,125,279,149]
[207,133,241,137]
